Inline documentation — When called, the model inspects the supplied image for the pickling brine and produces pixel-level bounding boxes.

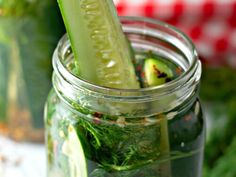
[45,17,205,177]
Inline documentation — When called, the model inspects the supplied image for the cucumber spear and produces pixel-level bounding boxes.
[57,0,139,89]
[143,57,173,176]
[57,0,173,176]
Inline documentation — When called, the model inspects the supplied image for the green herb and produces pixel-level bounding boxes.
[46,84,204,177]
[204,137,236,177]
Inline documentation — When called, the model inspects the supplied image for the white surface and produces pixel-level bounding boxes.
[0,136,46,177]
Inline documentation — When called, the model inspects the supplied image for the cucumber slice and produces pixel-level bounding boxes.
[57,0,139,89]
[143,57,173,176]
[144,58,173,87]
[62,125,88,177]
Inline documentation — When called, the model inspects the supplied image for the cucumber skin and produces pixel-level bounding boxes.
[57,0,139,89]
[144,58,173,87]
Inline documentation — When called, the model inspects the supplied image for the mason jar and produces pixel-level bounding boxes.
[45,16,204,177]
[0,0,64,141]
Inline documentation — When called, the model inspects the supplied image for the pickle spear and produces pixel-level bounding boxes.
[58,1,139,176]
[62,125,87,177]
[57,0,139,89]
[144,57,173,176]
[144,58,173,87]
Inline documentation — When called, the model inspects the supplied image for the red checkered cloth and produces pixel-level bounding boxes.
[115,0,236,68]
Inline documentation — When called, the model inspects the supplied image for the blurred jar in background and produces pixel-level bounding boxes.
[0,0,65,142]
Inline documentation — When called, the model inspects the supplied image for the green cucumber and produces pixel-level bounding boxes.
[57,0,139,89]
[62,125,88,177]
[144,58,173,87]
[144,57,174,176]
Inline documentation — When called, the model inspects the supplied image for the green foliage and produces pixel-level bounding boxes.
[0,0,65,127]
[200,67,236,176]
[204,137,236,177]
[18,9,64,127]
[0,43,9,120]
[0,0,59,17]
[200,67,236,101]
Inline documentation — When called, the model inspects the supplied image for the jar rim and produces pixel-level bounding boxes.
[53,16,201,100]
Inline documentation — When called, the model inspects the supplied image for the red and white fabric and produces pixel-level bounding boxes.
[115,0,236,68]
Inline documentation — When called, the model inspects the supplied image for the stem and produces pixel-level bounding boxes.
[159,115,172,177]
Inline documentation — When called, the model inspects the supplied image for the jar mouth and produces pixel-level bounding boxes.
[53,16,201,100]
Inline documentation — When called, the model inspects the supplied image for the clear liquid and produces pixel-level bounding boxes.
[46,93,204,177]
[46,52,205,177]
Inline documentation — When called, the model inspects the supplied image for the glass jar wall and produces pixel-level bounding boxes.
[0,0,65,141]
[45,17,204,177]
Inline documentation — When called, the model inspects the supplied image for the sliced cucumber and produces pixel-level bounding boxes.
[62,125,88,177]
[57,0,139,89]
[143,57,173,176]
[144,58,173,87]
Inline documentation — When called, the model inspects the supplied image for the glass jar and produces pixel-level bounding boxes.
[45,17,204,177]
[0,0,65,141]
